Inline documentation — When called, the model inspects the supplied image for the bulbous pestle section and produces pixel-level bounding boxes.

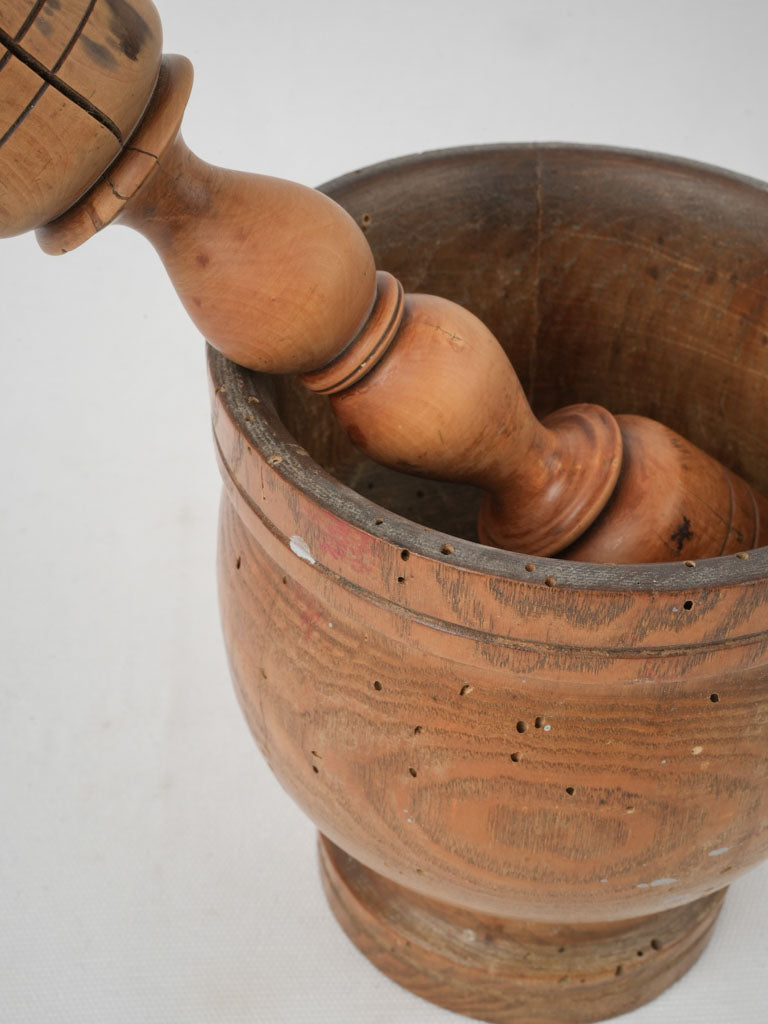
[118,138,378,376]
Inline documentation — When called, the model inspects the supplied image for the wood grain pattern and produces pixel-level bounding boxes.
[214,426,767,922]
[320,836,726,1024]
[210,145,767,1022]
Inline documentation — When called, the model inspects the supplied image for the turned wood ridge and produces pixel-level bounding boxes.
[1,1,765,561]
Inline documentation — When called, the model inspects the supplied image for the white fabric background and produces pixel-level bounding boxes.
[1,0,767,1021]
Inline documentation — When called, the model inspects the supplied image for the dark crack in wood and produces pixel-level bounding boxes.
[0,1,123,150]
[0,0,49,73]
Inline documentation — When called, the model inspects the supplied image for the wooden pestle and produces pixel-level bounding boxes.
[1,1,766,561]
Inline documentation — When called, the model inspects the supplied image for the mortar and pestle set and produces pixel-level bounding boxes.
[2,1,767,1022]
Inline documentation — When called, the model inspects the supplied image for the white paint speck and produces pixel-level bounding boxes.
[543,724,552,732]
[692,746,703,756]
[636,883,650,889]
[661,759,667,765]
[708,847,730,857]
[328,622,333,628]
[462,928,476,942]
[290,535,315,564]
[600,878,608,884]
[651,877,679,887]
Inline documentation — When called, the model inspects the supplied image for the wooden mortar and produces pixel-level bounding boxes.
[212,144,768,1024]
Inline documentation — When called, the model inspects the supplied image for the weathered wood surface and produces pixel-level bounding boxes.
[320,836,726,1024]
[212,145,767,1022]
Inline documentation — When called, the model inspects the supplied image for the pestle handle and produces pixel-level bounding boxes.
[30,55,625,557]
[1,3,766,561]
[109,102,623,556]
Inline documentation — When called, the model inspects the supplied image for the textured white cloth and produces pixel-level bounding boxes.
[2,1,767,1021]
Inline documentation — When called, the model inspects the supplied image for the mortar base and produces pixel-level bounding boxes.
[318,834,725,1024]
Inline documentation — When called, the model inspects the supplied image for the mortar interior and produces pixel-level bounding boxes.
[269,144,768,569]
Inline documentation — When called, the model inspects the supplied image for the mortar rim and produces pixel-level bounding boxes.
[213,142,768,596]
[211,351,767,597]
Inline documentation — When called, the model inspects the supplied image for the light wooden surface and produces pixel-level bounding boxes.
[1,2,768,1023]
[0,0,162,235]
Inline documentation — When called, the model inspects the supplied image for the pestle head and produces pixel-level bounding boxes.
[0,0,162,238]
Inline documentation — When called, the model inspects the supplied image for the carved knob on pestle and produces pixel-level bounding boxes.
[0,0,162,237]
[1,0,766,562]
